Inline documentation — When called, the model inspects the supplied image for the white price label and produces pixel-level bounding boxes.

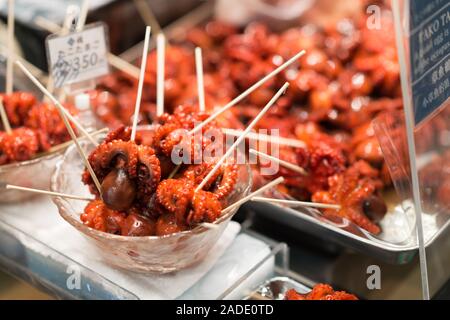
[46,22,109,88]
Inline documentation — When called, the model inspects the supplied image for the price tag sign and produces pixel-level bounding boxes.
[409,0,450,126]
[46,22,110,88]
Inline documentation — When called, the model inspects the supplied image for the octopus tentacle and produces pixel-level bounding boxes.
[182,162,221,190]
[153,123,183,156]
[104,125,132,143]
[311,162,385,234]
[87,140,139,180]
[136,145,161,203]
[186,190,222,225]
[211,161,238,200]
[156,179,194,222]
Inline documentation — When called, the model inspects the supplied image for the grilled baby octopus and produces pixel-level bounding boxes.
[181,160,238,200]
[83,137,161,211]
[0,128,39,163]
[312,161,386,234]
[154,160,239,226]
[81,200,156,236]
[81,104,240,236]
[155,178,222,226]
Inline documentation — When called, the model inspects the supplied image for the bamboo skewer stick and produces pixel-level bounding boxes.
[195,47,206,112]
[5,185,94,201]
[222,128,306,149]
[5,183,216,229]
[0,98,12,134]
[200,222,219,230]
[76,0,90,31]
[195,82,289,193]
[107,53,140,79]
[131,26,152,141]
[165,47,207,179]
[44,76,55,104]
[15,61,102,195]
[251,197,341,210]
[34,16,140,79]
[61,5,79,34]
[34,16,60,33]
[189,50,306,135]
[0,44,48,84]
[167,165,181,179]
[16,61,97,146]
[222,177,285,214]
[133,0,162,35]
[249,149,307,176]
[156,33,165,117]
[6,0,15,95]
[32,128,108,159]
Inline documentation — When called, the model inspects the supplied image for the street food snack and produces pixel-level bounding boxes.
[80,105,240,236]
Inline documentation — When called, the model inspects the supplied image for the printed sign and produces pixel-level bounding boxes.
[46,22,109,88]
[409,0,450,125]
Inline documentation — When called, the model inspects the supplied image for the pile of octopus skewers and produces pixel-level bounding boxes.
[84,3,429,236]
[81,104,239,237]
[0,92,77,165]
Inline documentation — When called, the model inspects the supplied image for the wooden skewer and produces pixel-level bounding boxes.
[195,47,206,112]
[32,128,108,159]
[76,0,90,31]
[249,149,307,176]
[0,44,48,84]
[6,182,218,231]
[133,0,162,35]
[252,196,341,210]
[156,33,165,117]
[34,16,140,80]
[222,128,306,149]
[107,53,140,79]
[6,0,15,95]
[15,61,102,195]
[189,50,306,135]
[0,97,12,134]
[34,16,60,33]
[61,5,79,34]
[5,185,94,201]
[199,222,219,230]
[222,177,285,214]
[131,26,151,141]
[5,184,217,230]
[167,164,181,179]
[195,83,289,193]
[15,61,97,146]
[44,77,56,103]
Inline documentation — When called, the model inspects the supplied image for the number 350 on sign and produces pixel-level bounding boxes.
[46,22,110,88]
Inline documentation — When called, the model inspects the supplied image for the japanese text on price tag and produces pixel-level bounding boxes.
[46,22,109,88]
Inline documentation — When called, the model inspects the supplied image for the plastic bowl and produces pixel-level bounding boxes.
[0,149,66,203]
[51,134,252,273]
